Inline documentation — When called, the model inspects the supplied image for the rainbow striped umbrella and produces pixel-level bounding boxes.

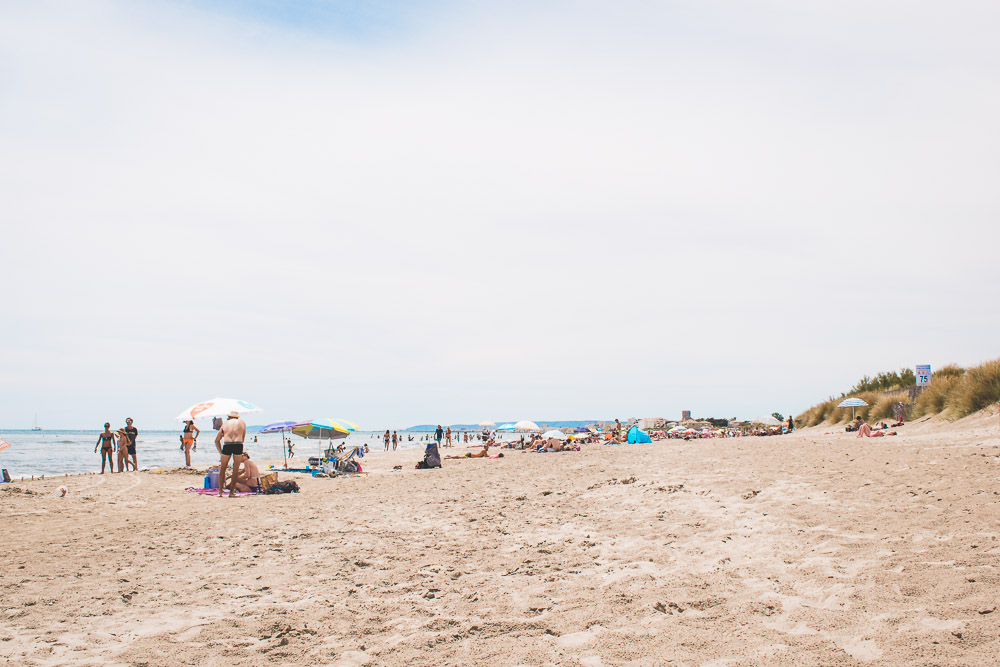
[291,418,358,441]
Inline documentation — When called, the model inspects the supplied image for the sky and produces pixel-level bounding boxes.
[1,0,998,430]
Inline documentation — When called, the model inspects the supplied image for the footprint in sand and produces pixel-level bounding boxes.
[833,636,883,661]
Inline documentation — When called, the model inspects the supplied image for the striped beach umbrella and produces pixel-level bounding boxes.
[837,397,869,420]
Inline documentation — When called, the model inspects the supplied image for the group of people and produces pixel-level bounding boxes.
[94,418,138,473]
[851,416,900,438]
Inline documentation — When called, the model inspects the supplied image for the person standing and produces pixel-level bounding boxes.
[287,438,294,459]
[123,417,139,471]
[384,430,390,452]
[391,431,398,451]
[181,419,199,468]
[214,411,246,498]
[115,428,130,472]
[94,422,116,474]
[435,425,444,448]
[445,426,452,448]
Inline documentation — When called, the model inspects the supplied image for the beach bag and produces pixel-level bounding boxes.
[1,469,9,483]
[259,472,278,492]
[266,480,299,494]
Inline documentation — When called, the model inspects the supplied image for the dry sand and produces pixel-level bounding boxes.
[2,413,1000,666]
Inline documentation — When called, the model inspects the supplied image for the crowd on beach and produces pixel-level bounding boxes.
[73,409,906,490]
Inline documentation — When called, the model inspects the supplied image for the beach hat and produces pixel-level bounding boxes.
[227,410,239,419]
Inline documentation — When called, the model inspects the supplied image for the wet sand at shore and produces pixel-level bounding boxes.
[2,414,999,666]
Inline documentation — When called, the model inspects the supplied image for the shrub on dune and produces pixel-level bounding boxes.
[913,374,961,417]
[946,359,1000,418]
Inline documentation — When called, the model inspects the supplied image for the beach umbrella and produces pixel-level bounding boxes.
[292,418,355,461]
[542,430,567,440]
[260,420,299,468]
[175,397,262,422]
[837,397,869,420]
[0,437,10,452]
[749,415,781,427]
[574,427,590,433]
[514,420,541,431]
[478,420,496,428]
[497,423,516,431]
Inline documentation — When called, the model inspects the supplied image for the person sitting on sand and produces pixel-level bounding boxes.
[233,451,261,493]
[445,440,492,459]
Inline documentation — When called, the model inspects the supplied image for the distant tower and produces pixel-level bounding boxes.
[681,410,691,422]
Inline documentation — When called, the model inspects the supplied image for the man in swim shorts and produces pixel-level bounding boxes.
[214,411,246,498]
[123,417,138,470]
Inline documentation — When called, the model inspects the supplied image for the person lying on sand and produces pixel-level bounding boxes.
[524,438,566,452]
[445,440,493,459]
[856,421,897,438]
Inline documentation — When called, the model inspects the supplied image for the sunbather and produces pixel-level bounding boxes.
[856,421,897,438]
[445,441,492,459]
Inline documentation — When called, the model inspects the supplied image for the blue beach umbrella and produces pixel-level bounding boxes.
[260,420,299,468]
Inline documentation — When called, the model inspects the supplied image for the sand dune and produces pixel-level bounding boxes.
[2,413,999,665]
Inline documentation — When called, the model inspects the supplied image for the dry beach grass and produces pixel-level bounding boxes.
[2,413,1000,665]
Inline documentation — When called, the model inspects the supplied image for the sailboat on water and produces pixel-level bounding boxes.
[31,414,41,431]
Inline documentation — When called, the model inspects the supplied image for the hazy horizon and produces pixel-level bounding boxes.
[2,1,997,430]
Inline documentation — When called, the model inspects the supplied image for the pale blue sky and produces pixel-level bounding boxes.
[1,0,998,429]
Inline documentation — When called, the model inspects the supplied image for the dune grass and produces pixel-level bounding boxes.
[946,359,1000,417]
[796,358,1000,426]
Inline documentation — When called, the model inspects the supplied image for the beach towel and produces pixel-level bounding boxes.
[186,487,257,497]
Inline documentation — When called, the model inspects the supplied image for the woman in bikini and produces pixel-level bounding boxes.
[94,422,116,474]
[116,428,129,472]
[181,419,199,468]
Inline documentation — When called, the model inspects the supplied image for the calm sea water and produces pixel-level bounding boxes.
[0,429,469,478]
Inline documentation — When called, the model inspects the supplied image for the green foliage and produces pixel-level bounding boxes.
[849,368,917,394]
[945,359,1000,417]
[800,359,1000,426]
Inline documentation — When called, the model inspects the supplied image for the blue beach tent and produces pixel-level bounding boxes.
[627,426,652,444]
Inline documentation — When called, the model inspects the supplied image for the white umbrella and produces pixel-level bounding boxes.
[478,421,496,428]
[175,397,262,422]
[514,420,541,431]
[750,415,781,427]
[838,397,869,420]
[542,429,567,440]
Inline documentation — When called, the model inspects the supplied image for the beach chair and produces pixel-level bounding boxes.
[333,446,364,474]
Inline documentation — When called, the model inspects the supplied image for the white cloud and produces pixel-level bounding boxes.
[1,0,998,428]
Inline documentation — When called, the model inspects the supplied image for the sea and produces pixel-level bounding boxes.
[0,429,469,478]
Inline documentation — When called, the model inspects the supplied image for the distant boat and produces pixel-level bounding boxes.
[31,414,41,431]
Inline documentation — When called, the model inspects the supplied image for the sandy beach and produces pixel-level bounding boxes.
[3,414,999,666]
